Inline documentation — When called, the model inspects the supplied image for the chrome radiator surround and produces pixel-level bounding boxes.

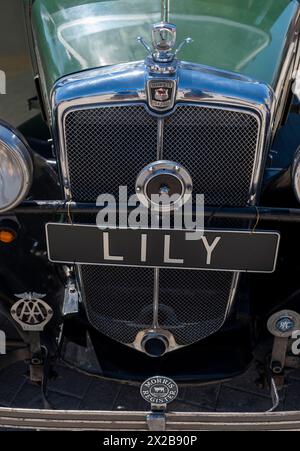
[52,61,274,201]
[52,60,275,354]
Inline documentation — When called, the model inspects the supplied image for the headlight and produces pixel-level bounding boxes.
[0,123,33,212]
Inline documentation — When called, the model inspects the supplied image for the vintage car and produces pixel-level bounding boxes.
[1,0,300,431]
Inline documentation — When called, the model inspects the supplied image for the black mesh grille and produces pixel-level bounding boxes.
[81,265,154,344]
[81,265,234,345]
[159,269,234,345]
[163,106,259,206]
[65,105,259,206]
[63,104,260,348]
[65,105,157,201]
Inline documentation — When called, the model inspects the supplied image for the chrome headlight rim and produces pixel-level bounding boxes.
[293,145,300,204]
[0,123,33,213]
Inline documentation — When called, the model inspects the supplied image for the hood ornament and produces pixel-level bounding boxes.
[139,23,192,110]
[137,22,192,64]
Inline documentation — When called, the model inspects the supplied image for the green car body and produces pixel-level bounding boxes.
[27,0,300,101]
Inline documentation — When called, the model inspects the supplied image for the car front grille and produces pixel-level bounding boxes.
[163,106,259,206]
[81,265,235,345]
[64,103,260,349]
[65,105,259,205]
[65,106,157,201]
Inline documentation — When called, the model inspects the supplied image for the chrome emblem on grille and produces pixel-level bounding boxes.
[136,160,193,211]
[140,376,178,405]
[154,87,169,101]
[147,80,176,111]
[11,292,53,331]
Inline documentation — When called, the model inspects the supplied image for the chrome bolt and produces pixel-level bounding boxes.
[174,165,180,172]
[159,184,170,195]
[136,186,142,193]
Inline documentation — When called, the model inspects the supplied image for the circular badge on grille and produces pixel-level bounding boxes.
[136,160,192,211]
[140,376,178,405]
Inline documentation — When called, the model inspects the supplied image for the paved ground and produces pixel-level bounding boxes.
[1,354,300,413]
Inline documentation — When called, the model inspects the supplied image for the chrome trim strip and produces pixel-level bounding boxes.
[46,159,57,167]
[153,268,160,329]
[225,272,240,318]
[293,145,300,202]
[274,42,296,102]
[1,406,300,430]
[156,118,164,160]
[161,0,170,22]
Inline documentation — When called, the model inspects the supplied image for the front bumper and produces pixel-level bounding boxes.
[0,406,300,431]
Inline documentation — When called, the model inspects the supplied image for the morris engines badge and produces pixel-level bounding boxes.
[11,292,53,331]
[140,376,178,405]
[147,80,176,112]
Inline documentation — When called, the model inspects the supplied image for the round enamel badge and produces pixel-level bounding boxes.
[140,376,178,405]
